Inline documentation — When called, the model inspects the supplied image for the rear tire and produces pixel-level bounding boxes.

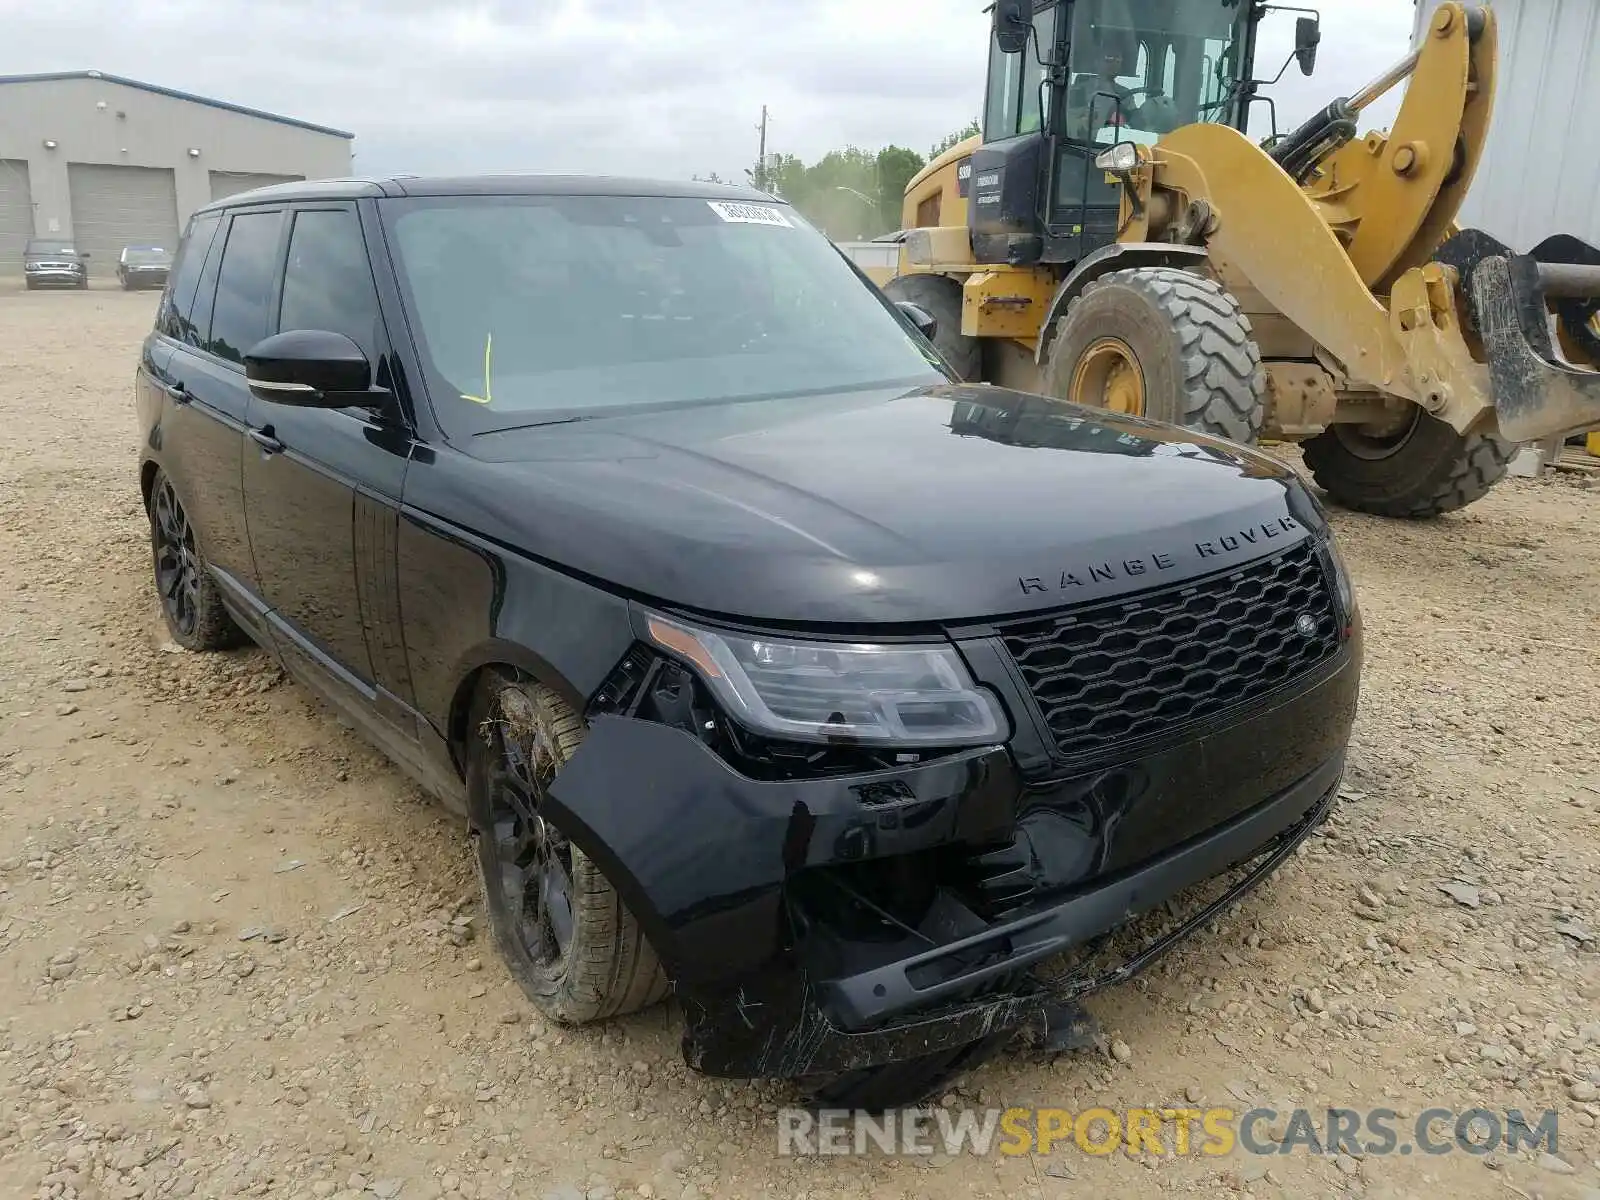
[800,1030,1014,1112]
[1041,267,1266,445]
[1302,410,1516,517]
[468,673,669,1024]
[146,468,245,651]
[883,273,981,381]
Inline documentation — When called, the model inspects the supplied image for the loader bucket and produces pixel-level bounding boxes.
[1441,229,1600,443]
[1474,253,1600,442]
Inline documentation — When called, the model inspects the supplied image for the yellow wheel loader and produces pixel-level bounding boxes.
[883,0,1600,517]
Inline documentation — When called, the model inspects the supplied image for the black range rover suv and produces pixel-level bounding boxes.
[135,176,1361,1108]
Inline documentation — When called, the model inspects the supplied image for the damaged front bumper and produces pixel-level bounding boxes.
[548,635,1359,1081]
[680,756,1339,1079]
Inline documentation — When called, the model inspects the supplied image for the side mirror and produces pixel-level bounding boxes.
[80,251,91,259]
[1295,16,1321,75]
[244,329,373,406]
[896,300,938,343]
[992,0,1031,55]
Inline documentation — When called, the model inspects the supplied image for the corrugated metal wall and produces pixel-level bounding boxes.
[1414,0,1600,248]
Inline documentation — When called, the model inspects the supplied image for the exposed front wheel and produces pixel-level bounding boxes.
[1041,267,1267,445]
[882,273,981,381]
[1302,409,1516,518]
[468,673,668,1024]
[146,469,245,651]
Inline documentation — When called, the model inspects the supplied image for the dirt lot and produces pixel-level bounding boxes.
[1,283,1598,1200]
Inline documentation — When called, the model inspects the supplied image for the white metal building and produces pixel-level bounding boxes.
[1412,0,1600,249]
[0,71,353,276]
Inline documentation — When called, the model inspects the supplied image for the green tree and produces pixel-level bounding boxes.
[929,118,982,160]
[874,145,925,229]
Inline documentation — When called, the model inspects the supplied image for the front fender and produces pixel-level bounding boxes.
[1034,242,1210,364]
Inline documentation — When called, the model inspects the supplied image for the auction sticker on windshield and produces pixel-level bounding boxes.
[707,201,792,227]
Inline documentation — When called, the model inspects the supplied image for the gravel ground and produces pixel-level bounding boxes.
[1,283,1598,1200]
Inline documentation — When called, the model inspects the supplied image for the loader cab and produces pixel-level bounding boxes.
[974,0,1260,267]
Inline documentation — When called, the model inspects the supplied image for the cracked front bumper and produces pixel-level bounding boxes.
[546,644,1358,1081]
[680,756,1339,1079]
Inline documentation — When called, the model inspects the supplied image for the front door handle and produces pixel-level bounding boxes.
[248,427,285,455]
[165,382,189,404]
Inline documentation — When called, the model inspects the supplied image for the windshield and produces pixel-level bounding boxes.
[382,194,946,435]
[26,240,77,257]
[1064,0,1250,144]
[123,247,171,265]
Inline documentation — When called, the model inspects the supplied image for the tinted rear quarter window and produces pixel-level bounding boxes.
[159,213,221,341]
[278,208,383,365]
[207,211,286,364]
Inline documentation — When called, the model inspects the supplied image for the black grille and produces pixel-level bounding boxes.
[997,540,1342,762]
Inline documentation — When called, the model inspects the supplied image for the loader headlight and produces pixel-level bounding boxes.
[1095,143,1140,174]
[644,614,1008,747]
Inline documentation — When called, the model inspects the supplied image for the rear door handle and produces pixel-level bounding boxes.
[248,427,285,455]
[165,382,189,404]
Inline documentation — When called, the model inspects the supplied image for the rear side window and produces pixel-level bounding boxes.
[278,208,384,365]
[206,211,285,364]
[158,213,221,341]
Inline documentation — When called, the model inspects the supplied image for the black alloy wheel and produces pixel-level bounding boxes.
[145,469,243,651]
[467,675,667,1024]
[484,711,577,972]
[151,475,203,640]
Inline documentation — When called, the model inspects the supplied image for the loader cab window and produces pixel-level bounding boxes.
[1062,0,1251,146]
[1050,0,1251,234]
[984,2,1059,141]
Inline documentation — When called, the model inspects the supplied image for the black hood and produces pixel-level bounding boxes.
[435,384,1327,626]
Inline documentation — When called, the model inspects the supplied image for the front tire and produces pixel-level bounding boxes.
[882,273,981,381]
[1041,267,1266,445]
[468,673,668,1024]
[1302,410,1516,517]
[146,469,245,651]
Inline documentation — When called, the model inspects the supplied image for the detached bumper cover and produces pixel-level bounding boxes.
[683,755,1339,1079]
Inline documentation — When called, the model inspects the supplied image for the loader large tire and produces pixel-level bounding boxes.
[1302,411,1516,518]
[883,273,981,381]
[1041,267,1266,445]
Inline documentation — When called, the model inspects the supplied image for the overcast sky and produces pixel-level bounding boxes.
[3,0,1418,180]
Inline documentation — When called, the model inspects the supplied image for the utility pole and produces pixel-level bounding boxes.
[756,105,769,192]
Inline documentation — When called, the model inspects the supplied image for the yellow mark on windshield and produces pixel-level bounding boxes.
[461,332,493,405]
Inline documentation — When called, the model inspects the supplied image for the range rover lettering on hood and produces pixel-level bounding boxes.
[1018,516,1305,597]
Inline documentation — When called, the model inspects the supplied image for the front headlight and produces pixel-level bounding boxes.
[643,613,1008,748]
[1323,534,1356,620]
